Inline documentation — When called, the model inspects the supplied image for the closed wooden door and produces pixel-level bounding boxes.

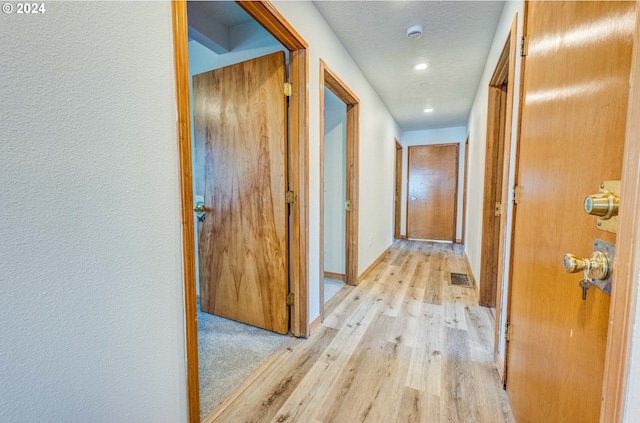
[506,2,634,422]
[407,144,458,241]
[193,52,289,334]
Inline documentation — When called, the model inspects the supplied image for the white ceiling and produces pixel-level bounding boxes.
[188,1,505,132]
[313,1,505,131]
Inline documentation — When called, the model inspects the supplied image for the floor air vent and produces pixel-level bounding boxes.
[450,272,470,286]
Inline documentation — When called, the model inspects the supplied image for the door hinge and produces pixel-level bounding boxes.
[494,201,502,217]
[284,82,293,97]
[286,292,295,306]
[505,322,511,342]
[285,190,297,204]
[520,36,528,57]
[512,185,520,205]
[345,200,351,212]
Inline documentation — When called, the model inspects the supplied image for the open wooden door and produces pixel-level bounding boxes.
[506,2,634,422]
[193,51,289,334]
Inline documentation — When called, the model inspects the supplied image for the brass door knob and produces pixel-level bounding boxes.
[563,250,611,280]
[194,204,206,213]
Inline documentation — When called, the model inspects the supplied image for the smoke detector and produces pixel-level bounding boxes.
[407,25,423,40]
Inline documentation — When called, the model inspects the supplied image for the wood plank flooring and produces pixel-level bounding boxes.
[203,240,515,423]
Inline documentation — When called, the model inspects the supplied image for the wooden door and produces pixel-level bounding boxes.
[193,52,289,334]
[394,140,402,239]
[406,144,458,241]
[506,2,634,422]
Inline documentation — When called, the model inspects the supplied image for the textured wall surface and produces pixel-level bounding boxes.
[0,2,187,422]
[272,1,401,322]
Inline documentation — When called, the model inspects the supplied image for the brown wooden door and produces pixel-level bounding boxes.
[506,2,634,422]
[193,52,289,334]
[406,144,458,241]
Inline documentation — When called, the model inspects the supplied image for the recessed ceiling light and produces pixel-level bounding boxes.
[413,63,429,71]
[424,108,434,113]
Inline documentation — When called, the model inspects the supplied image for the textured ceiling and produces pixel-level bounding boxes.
[314,1,505,131]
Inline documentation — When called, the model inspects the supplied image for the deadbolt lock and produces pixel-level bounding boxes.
[584,181,620,233]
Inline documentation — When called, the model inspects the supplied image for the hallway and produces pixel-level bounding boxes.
[204,240,515,423]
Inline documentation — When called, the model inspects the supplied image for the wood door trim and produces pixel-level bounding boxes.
[236,1,307,50]
[394,139,402,239]
[479,16,517,309]
[461,135,469,244]
[319,59,360,323]
[601,2,640,421]
[171,3,199,421]
[172,1,309,421]
[492,15,518,382]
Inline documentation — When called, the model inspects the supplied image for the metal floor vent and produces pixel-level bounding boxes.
[450,273,470,286]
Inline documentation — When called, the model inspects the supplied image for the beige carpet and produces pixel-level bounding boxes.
[197,299,288,420]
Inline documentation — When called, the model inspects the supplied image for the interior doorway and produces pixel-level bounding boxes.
[478,18,517,309]
[171,1,309,421]
[322,87,347,314]
[319,60,360,321]
[406,144,459,242]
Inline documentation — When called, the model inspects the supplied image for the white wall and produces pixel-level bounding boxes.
[271,1,401,323]
[627,293,640,423]
[466,1,523,359]
[323,88,347,274]
[400,126,467,240]
[0,2,187,422]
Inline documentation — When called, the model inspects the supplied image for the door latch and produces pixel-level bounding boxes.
[563,239,615,297]
[194,202,206,222]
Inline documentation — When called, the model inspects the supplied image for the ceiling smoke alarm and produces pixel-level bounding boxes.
[407,25,423,40]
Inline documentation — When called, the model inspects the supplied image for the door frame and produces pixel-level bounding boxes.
[405,143,459,242]
[319,59,359,321]
[394,139,402,239]
[601,3,640,421]
[479,17,517,308]
[461,135,469,244]
[171,1,309,421]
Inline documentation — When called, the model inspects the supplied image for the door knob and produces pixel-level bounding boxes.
[563,250,611,281]
[410,196,417,200]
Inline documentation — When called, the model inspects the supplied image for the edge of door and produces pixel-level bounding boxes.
[601,2,640,421]
[491,15,518,383]
[171,1,310,421]
[319,59,360,323]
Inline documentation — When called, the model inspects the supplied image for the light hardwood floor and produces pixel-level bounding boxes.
[203,240,516,423]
